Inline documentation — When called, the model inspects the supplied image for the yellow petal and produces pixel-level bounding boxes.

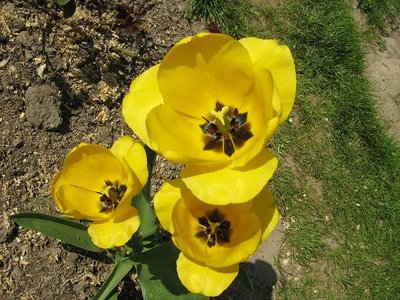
[233,68,280,166]
[122,64,163,146]
[153,179,186,233]
[239,38,296,122]
[176,253,238,297]
[88,204,140,249]
[52,172,105,220]
[172,196,260,268]
[252,189,280,242]
[181,149,278,204]
[110,136,148,188]
[62,144,125,193]
[146,104,225,163]
[158,33,254,118]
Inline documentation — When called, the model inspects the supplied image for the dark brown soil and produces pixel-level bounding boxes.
[0,0,203,298]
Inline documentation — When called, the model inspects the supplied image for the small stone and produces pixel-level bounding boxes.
[24,84,63,130]
[15,31,35,48]
[0,33,8,44]
[12,137,23,149]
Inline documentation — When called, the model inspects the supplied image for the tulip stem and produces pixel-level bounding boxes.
[141,225,158,239]
[143,146,157,200]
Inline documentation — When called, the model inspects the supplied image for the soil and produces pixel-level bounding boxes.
[0,1,279,299]
[366,31,400,142]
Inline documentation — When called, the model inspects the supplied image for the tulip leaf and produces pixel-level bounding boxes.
[237,264,254,292]
[93,257,135,300]
[132,242,207,299]
[56,0,71,5]
[132,192,156,234]
[132,241,179,265]
[11,212,102,253]
[137,263,208,300]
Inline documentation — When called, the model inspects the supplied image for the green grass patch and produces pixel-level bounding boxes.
[188,0,254,36]
[358,0,400,34]
[190,0,400,298]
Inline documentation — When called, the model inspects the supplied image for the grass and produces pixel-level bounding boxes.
[188,0,253,36]
[358,0,400,33]
[190,0,400,298]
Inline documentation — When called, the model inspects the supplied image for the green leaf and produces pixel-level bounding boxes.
[132,192,156,234]
[133,242,208,300]
[56,0,71,6]
[132,241,179,265]
[94,257,135,300]
[138,263,208,300]
[105,291,119,300]
[11,213,102,253]
[237,264,254,292]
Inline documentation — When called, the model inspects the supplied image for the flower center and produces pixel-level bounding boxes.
[195,208,232,248]
[98,180,127,213]
[200,101,253,157]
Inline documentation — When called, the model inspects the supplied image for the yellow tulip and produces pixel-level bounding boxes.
[154,179,279,296]
[123,33,296,204]
[51,136,148,249]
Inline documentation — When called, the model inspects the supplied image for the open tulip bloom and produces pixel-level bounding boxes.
[154,179,279,296]
[123,33,296,205]
[51,136,148,249]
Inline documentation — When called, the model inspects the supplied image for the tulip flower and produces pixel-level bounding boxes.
[123,33,296,204]
[51,136,148,249]
[154,179,279,296]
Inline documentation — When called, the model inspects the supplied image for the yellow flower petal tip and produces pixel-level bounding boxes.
[154,179,279,296]
[122,33,295,204]
[177,253,238,297]
[51,136,147,249]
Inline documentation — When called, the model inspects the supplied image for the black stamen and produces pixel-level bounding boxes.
[198,216,210,227]
[100,194,110,203]
[223,136,235,157]
[207,208,224,223]
[216,230,230,244]
[219,220,231,230]
[196,228,211,238]
[215,101,223,111]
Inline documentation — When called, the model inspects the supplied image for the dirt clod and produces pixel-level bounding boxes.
[24,84,63,130]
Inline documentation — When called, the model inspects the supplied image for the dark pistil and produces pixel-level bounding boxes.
[200,101,253,157]
[195,208,232,247]
[99,181,127,213]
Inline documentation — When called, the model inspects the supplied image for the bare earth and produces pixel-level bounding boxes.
[366,30,400,142]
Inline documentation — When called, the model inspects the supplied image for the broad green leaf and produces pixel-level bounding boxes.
[11,213,102,253]
[93,257,135,300]
[132,192,156,234]
[105,291,119,300]
[137,263,208,300]
[133,242,207,299]
[132,241,179,265]
[56,0,71,6]
[237,264,254,292]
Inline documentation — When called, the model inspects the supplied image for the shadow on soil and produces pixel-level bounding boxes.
[216,260,278,300]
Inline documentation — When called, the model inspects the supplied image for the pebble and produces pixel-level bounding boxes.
[0,33,8,44]
[24,84,63,131]
[12,137,23,149]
